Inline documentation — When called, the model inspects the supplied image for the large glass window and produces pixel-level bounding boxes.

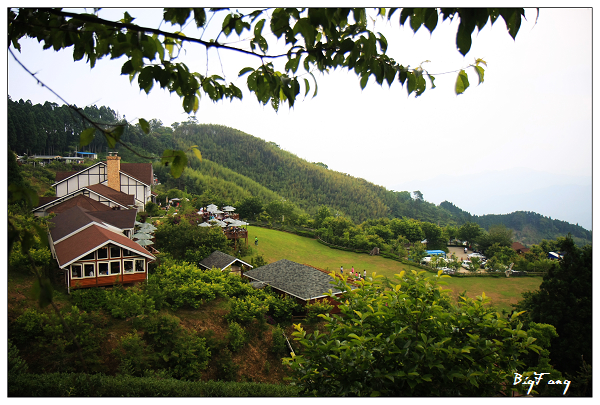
[71,264,82,279]
[123,260,134,273]
[97,247,108,260]
[135,259,145,273]
[81,251,95,261]
[110,246,121,258]
[123,248,135,257]
[98,262,109,276]
[84,263,95,277]
[110,261,121,275]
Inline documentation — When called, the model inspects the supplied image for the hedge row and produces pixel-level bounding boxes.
[8,372,300,397]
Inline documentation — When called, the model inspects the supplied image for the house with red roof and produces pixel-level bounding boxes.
[48,206,155,293]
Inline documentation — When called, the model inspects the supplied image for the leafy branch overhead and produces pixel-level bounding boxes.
[9,7,528,177]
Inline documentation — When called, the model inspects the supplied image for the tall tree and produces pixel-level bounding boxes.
[458,222,482,248]
[514,235,591,387]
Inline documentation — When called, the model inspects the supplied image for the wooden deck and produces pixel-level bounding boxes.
[70,272,146,289]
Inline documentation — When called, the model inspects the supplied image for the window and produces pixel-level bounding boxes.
[97,247,108,260]
[123,248,135,257]
[80,251,95,261]
[123,260,134,273]
[71,264,82,279]
[110,246,120,258]
[135,259,145,273]
[98,262,109,276]
[84,263,95,278]
[110,261,121,275]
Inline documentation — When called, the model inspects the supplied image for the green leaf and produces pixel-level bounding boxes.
[239,67,254,77]
[139,118,150,134]
[106,125,124,148]
[456,22,472,56]
[79,127,96,147]
[455,69,469,95]
[473,65,485,85]
[191,146,202,161]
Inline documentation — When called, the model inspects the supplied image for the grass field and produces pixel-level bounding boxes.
[243,226,542,312]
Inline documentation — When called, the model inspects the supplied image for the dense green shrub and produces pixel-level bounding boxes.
[226,296,268,324]
[265,294,302,323]
[305,300,334,323]
[270,325,288,356]
[217,348,239,382]
[136,314,211,381]
[105,284,157,318]
[70,288,108,312]
[8,339,28,376]
[112,331,153,377]
[10,308,50,345]
[227,321,247,352]
[8,372,300,396]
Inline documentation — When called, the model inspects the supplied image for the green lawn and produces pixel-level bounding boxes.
[243,226,542,312]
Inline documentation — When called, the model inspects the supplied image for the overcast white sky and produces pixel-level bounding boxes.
[4,6,594,229]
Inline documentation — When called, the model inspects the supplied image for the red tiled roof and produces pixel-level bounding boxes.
[512,242,526,250]
[53,224,154,267]
[46,194,112,214]
[38,196,59,206]
[86,183,135,207]
[89,209,137,230]
[55,171,79,182]
[49,206,106,241]
[120,163,153,186]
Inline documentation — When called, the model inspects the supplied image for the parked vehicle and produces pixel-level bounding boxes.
[461,260,472,269]
[441,267,455,275]
[468,252,486,260]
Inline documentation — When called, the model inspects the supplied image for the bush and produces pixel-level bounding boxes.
[112,331,152,377]
[216,348,239,382]
[8,339,28,376]
[70,288,108,312]
[270,325,288,356]
[226,296,268,324]
[105,284,156,319]
[227,321,247,352]
[8,372,300,396]
[305,300,334,323]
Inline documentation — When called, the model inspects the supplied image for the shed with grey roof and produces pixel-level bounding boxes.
[243,259,353,308]
[198,250,253,275]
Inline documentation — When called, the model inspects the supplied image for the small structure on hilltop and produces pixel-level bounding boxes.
[243,259,355,312]
[198,250,253,275]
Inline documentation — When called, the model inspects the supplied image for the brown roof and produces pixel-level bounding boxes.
[49,206,105,241]
[88,209,137,230]
[53,224,154,267]
[512,242,526,250]
[38,196,59,206]
[86,183,135,207]
[55,171,79,182]
[120,163,153,186]
[46,194,112,214]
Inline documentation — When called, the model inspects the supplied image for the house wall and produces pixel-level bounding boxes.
[119,174,149,208]
[56,164,107,197]
[66,245,149,290]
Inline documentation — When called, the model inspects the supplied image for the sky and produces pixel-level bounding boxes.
[4,6,594,230]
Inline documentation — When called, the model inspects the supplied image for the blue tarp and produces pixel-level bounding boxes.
[426,250,446,258]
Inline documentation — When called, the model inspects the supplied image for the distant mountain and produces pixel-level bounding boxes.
[391,168,592,231]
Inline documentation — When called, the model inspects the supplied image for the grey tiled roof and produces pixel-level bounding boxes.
[244,259,350,301]
[198,250,252,271]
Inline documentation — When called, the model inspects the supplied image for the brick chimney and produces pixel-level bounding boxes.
[106,152,121,192]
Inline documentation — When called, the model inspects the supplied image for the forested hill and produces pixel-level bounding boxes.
[7,97,592,245]
[172,123,464,224]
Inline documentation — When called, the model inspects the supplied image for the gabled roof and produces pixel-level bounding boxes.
[120,163,153,186]
[243,259,351,301]
[88,209,137,230]
[53,224,155,268]
[54,161,153,187]
[86,183,135,206]
[55,170,79,182]
[198,250,252,271]
[48,206,123,243]
[44,194,112,214]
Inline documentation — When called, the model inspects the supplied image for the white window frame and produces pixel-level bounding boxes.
[97,247,108,260]
[134,258,146,273]
[71,263,83,279]
[83,262,96,278]
[98,261,110,277]
[109,260,121,275]
[123,259,134,274]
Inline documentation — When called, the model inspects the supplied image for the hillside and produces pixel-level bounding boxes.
[8,97,592,246]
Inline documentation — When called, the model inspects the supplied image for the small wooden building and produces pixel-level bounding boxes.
[198,250,253,275]
[243,259,355,312]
